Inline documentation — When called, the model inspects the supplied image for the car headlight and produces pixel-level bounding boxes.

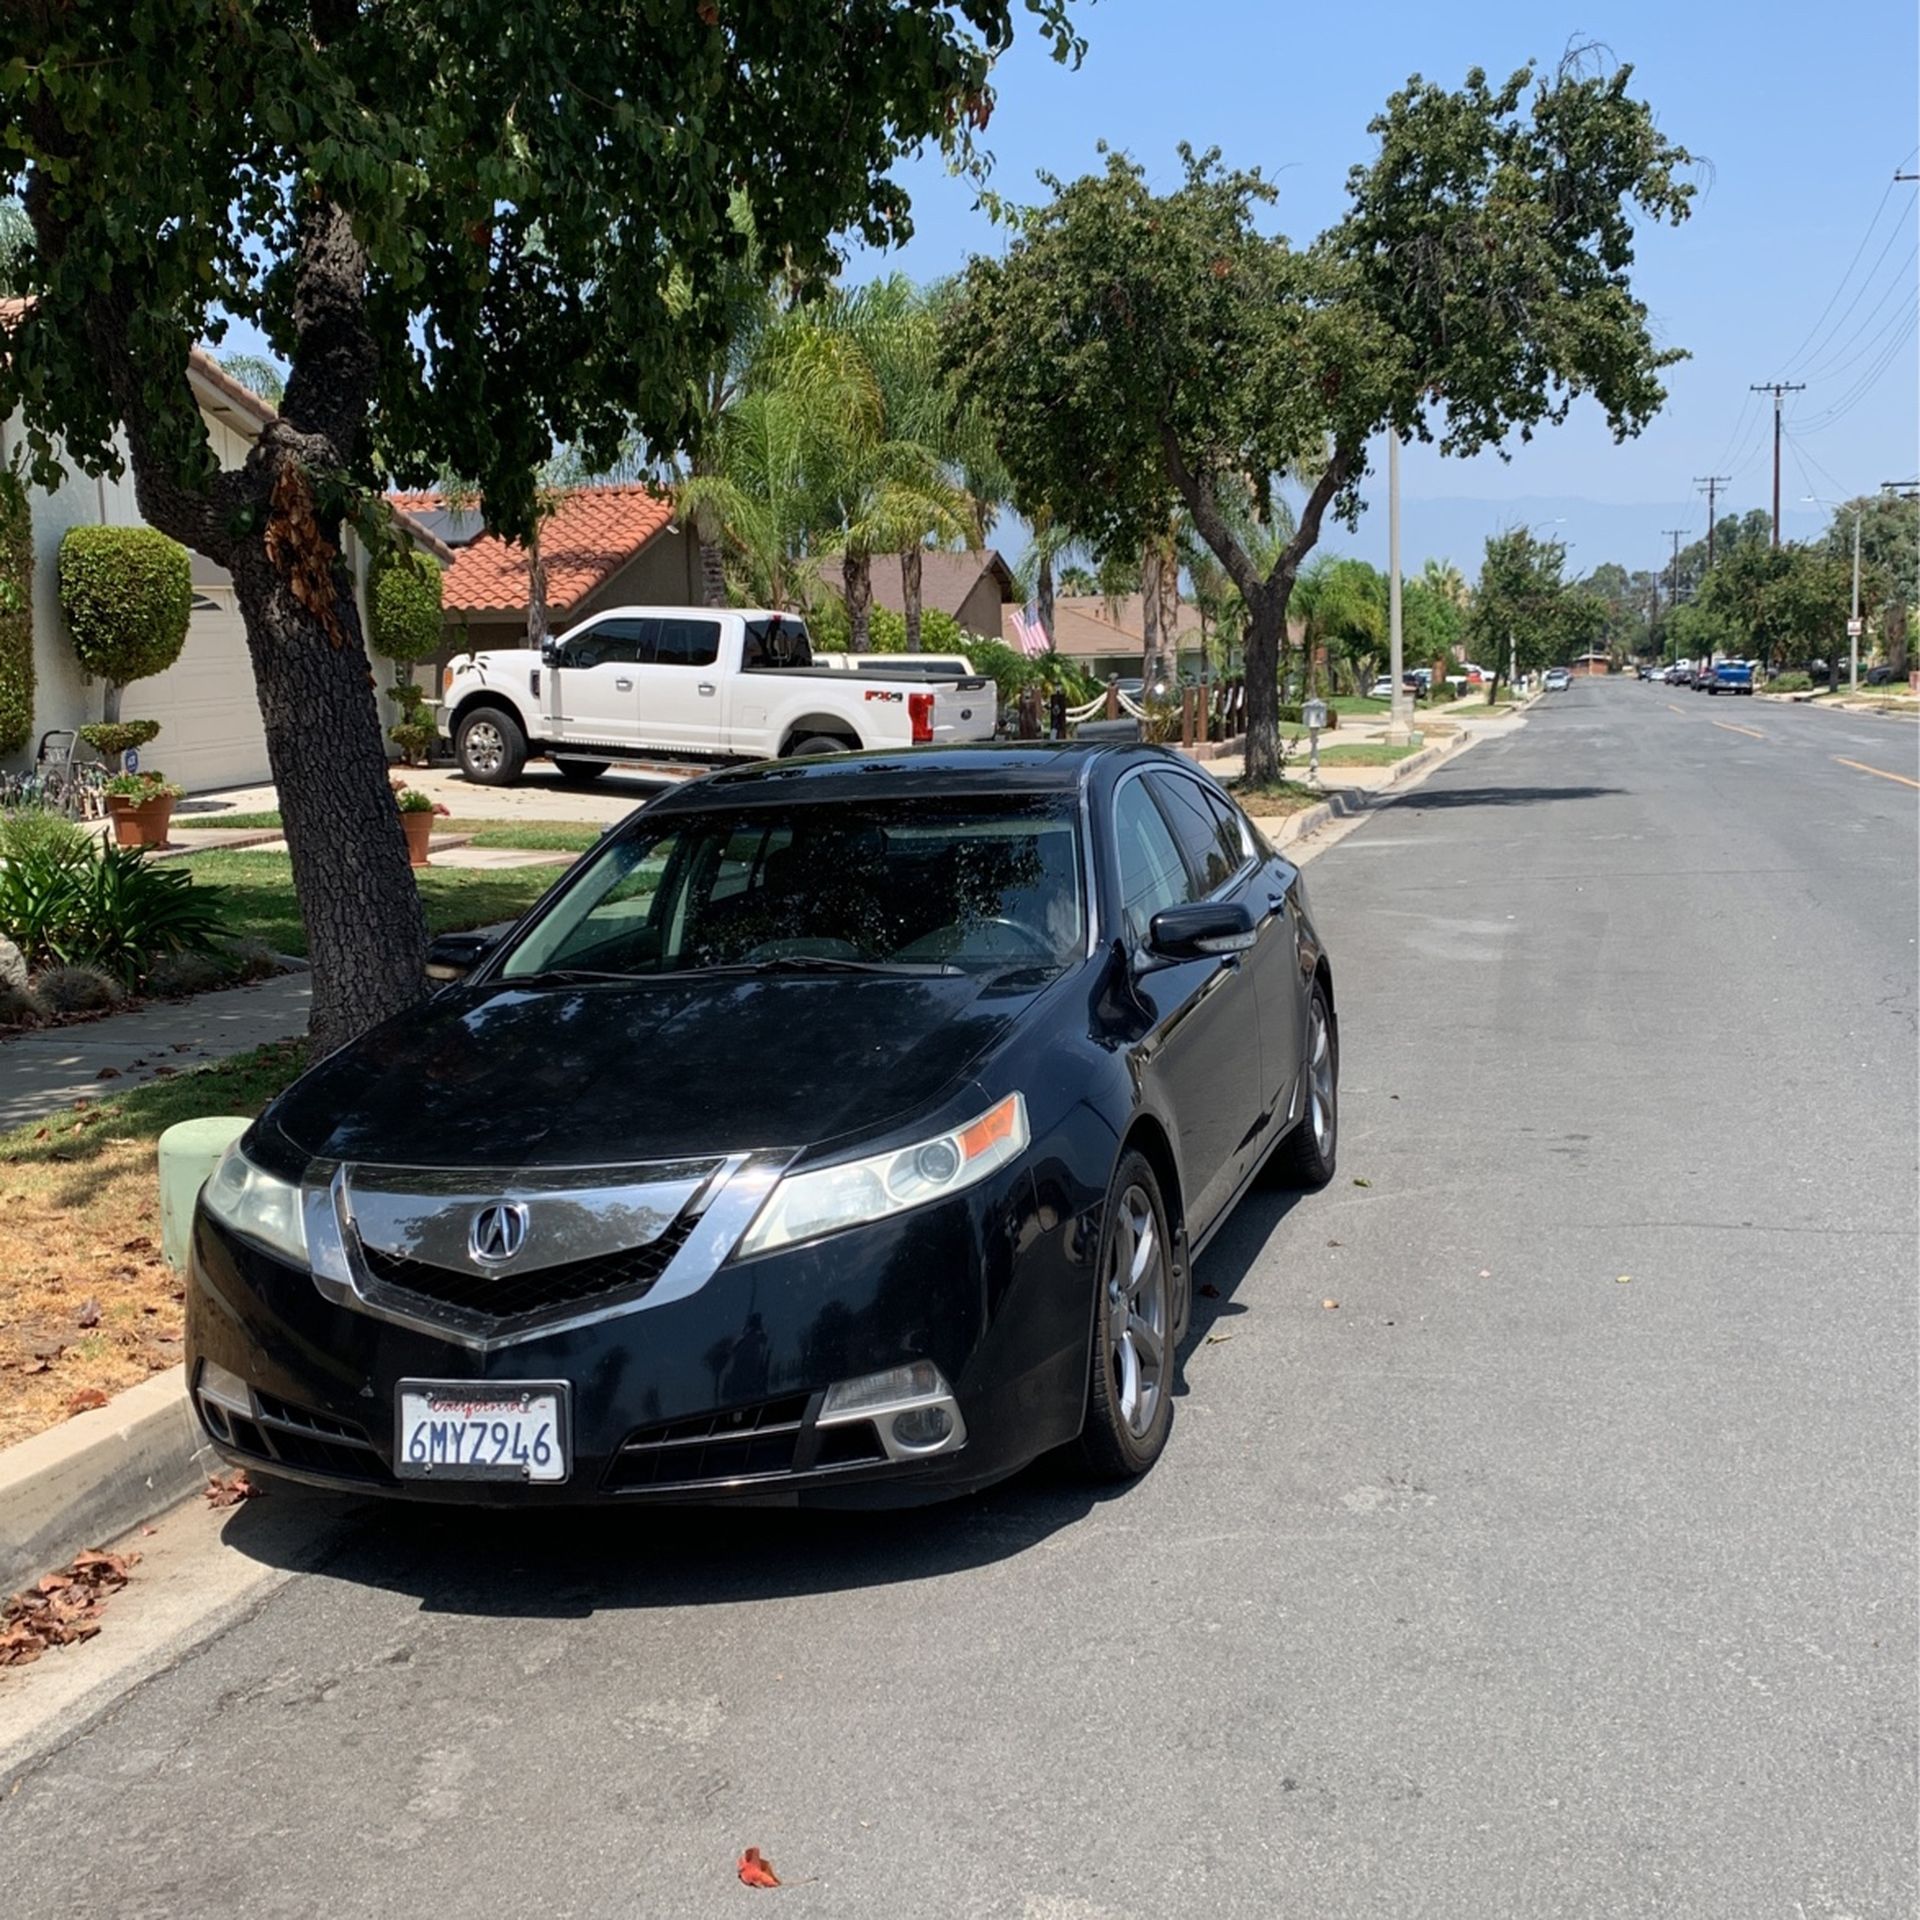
[737,1093,1029,1259]
[201,1139,309,1265]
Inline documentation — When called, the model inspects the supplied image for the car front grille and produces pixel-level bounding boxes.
[604,1393,821,1491]
[359,1213,698,1327]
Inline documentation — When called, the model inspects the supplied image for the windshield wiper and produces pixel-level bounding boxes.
[501,966,636,987]
[687,956,960,978]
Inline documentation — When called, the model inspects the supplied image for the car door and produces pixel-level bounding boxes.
[632,615,726,754]
[1148,770,1304,1139]
[546,617,650,751]
[1112,771,1264,1238]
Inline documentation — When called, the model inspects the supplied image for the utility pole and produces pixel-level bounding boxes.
[1749,383,1807,547]
[1695,475,1732,570]
[1385,431,1413,746]
[1848,509,1862,694]
[1662,528,1688,663]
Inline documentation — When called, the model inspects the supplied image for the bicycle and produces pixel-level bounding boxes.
[29,730,111,820]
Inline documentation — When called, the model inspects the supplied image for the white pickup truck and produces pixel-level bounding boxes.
[437,607,996,785]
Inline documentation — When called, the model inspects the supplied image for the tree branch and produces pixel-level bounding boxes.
[1275,444,1357,587]
[1158,423,1263,605]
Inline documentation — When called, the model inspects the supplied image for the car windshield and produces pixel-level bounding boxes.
[499,792,1085,980]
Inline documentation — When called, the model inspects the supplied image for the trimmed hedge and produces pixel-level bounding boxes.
[58,524,192,691]
[0,475,31,756]
[368,546,445,665]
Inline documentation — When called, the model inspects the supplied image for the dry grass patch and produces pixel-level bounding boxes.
[0,1040,306,1448]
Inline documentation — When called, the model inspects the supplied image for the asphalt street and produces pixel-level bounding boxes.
[3,683,1915,1918]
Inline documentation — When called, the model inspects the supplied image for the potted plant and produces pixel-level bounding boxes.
[394,785,449,866]
[102,770,183,848]
[78,718,163,767]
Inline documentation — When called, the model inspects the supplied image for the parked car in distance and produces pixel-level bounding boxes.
[1708,659,1754,695]
[186,743,1341,1509]
[439,607,996,787]
[1543,667,1572,692]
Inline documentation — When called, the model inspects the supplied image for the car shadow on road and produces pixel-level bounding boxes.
[1381,783,1622,810]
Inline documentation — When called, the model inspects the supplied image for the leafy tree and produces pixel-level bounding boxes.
[1823,492,1919,675]
[1662,599,1740,666]
[1467,527,1604,688]
[1057,563,1099,595]
[947,58,1693,780]
[0,196,27,296]
[57,526,192,724]
[0,474,30,755]
[1,0,1083,1053]
[1292,558,1385,695]
[1401,576,1463,672]
[217,354,286,411]
[1420,558,1470,610]
[1697,542,1853,671]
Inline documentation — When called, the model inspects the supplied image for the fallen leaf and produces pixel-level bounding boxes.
[1616,1274,1632,1285]
[1327,1239,1343,1248]
[1322,1298,1339,1310]
[1352,1177,1372,1188]
[120,1236,155,1255]
[65,1387,110,1415]
[94,1066,121,1081]
[74,1298,101,1329]
[1197,1282,1221,1299]
[1479,1269,1491,1278]
[0,1547,138,1666]
[151,1066,177,1078]
[1204,1330,1234,1345]
[737,1847,782,1889]
[204,1471,259,1509]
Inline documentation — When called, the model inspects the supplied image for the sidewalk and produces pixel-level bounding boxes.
[0,971,312,1134]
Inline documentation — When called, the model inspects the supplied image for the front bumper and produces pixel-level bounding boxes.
[185,1162,1091,1507]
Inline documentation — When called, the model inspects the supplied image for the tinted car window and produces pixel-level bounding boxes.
[502,794,1082,977]
[555,617,652,670]
[742,617,813,670]
[1114,778,1193,944]
[653,617,722,668]
[1148,772,1246,896]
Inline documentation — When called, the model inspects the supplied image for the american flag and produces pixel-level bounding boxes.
[1009,603,1050,658]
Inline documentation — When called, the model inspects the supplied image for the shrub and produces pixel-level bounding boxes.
[1769,670,1810,692]
[0,473,31,756]
[58,525,193,707]
[79,719,163,760]
[0,838,228,985]
[219,934,280,981]
[145,948,234,998]
[0,977,45,1027]
[0,806,88,865]
[103,770,184,801]
[389,719,437,765]
[34,961,125,1014]
[368,546,445,665]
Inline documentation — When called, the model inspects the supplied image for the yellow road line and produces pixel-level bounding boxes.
[1834,755,1920,790]
[1712,719,1769,741]
[1666,703,1688,715]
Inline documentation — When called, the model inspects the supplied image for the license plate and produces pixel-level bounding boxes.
[396,1380,570,1483]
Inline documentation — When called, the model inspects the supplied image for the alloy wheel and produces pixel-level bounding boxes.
[1308,996,1336,1161]
[1105,1183,1170,1440]
[463,720,504,774]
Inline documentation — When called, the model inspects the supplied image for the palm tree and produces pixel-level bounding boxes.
[1421,557,1471,610]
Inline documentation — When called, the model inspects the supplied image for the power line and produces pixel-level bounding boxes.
[1776,172,1905,376]
[1749,382,1809,545]
[1793,308,1919,435]
[1797,242,1919,383]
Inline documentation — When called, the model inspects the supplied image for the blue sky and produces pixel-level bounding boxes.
[843,0,1919,579]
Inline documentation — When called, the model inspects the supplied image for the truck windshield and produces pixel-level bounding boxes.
[742,617,813,671]
[500,793,1084,980]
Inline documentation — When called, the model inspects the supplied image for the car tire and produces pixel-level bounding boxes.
[1274,980,1338,1189]
[1079,1150,1177,1481]
[783,734,851,758]
[552,756,609,785]
[456,707,528,785]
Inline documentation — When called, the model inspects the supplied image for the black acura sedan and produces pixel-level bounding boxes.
[187,743,1338,1506]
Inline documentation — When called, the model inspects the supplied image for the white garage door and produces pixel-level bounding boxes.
[134,588,272,793]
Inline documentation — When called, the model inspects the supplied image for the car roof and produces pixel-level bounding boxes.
[643,741,1200,814]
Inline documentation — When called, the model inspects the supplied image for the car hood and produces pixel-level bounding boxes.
[266,971,1050,1169]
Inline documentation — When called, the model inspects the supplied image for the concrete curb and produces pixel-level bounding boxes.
[0,1367,210,1597]
[1267,731,1467,849]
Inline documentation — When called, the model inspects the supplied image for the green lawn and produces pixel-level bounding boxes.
[1226,777,1325,817]
[178,850,564,957]
[1312,742,1420,766]
[172,813,605,854]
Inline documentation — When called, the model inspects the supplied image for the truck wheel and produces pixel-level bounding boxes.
[456,707,527,785]
[552,756,609,785]
[783,734,851,758]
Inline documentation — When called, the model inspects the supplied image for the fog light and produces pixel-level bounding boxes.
[821,1361,945,1419]
[890,1405,953,1450]
[198,1358,252,1416]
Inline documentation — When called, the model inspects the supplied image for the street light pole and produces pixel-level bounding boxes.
[1849,509,1862,694]
[1385,431,1413,746]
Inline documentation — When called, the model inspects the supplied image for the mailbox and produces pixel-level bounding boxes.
[1301,696,1328,733]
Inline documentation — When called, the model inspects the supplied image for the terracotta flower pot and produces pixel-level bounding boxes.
[400,810,434,867]
[106,793,175,849]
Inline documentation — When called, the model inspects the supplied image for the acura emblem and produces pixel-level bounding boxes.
[469,1202,530,1265]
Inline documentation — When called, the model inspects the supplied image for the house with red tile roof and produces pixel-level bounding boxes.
[386,484,700,653]
[810,549,1015,642]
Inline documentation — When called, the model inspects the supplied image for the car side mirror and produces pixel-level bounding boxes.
[1145,900,1257,962]
[425,933,497,983]
[540,639,559,668]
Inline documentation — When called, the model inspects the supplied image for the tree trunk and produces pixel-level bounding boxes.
[698,530,727,607]
[525,516,549,650]
[229,519,429,1060]
[843,551,872,650]
[102,681,122,724]
[1037,547,1056,647]
[1140,540,1165,687]
[902,547,923,653]
[1155,532,1180,681]
[1241,583,1290,785]
[1887,601,1910,678]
